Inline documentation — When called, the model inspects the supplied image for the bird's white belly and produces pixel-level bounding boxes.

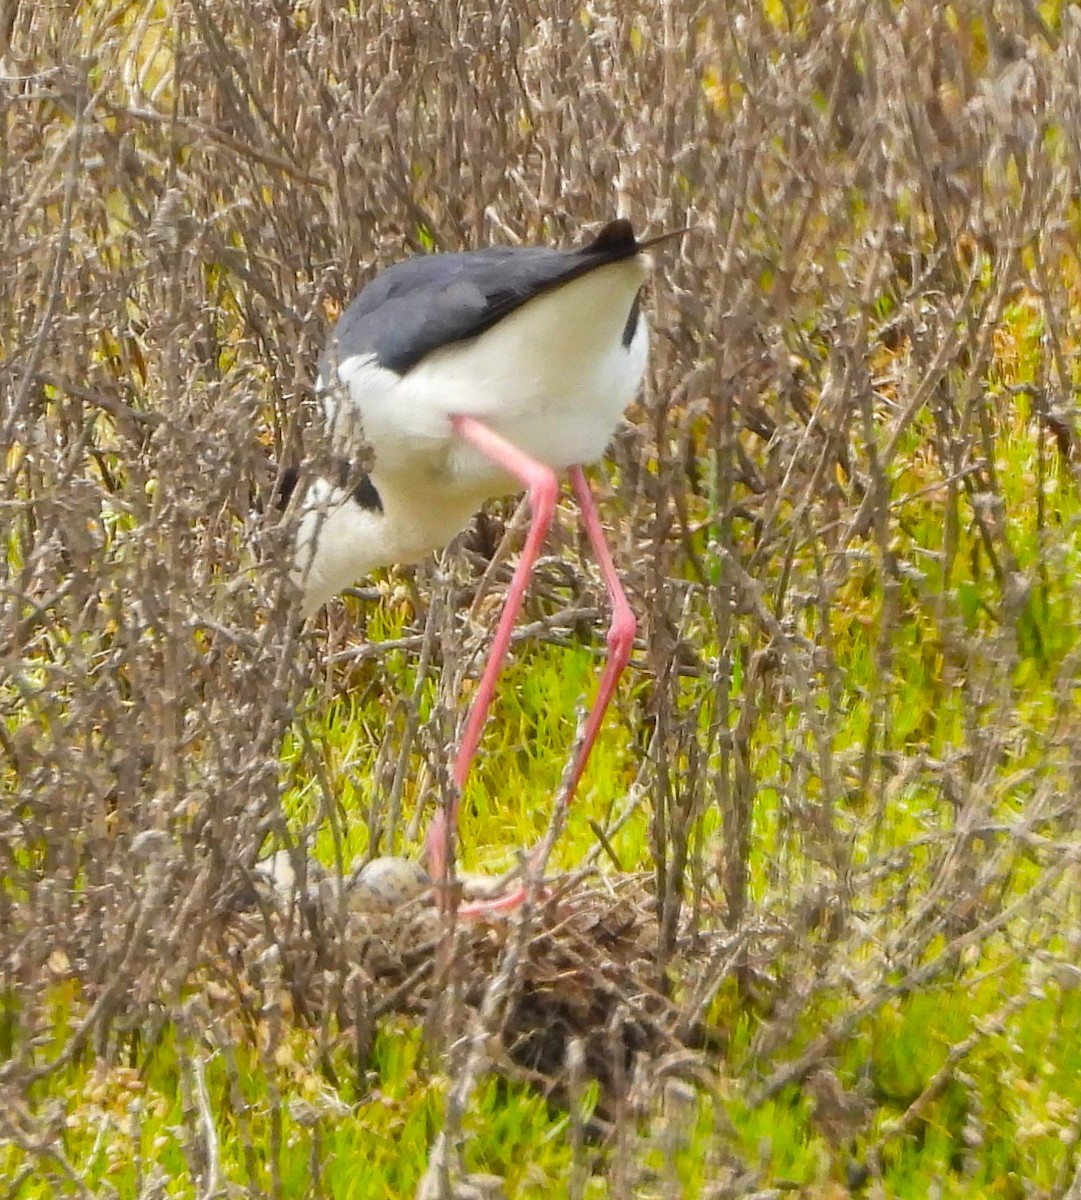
[330,258,648,501]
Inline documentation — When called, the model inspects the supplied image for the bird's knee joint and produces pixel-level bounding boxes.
[607,609,636,657]
[529,468,559,513]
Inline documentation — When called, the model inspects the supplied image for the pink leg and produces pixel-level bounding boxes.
[563,466,637,799]
[426,415,558,897]
[451,468,636,918]
[426,428,636,919]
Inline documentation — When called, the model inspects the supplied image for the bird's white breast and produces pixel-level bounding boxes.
[329,257,648,499]
[297,255,650,614]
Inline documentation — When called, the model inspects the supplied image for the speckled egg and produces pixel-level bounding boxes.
[349,856,430,913]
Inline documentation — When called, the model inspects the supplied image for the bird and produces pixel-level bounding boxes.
[285,217,679,916]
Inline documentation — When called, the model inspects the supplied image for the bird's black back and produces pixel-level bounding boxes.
[322,220,643,377]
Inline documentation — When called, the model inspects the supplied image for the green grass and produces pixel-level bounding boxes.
[280,615,647,876]
[7,976,1081,1197]
[9,371,1081,1197]
[14,385,1081,1193]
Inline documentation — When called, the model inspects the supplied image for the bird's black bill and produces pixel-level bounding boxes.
[636,225,692,250]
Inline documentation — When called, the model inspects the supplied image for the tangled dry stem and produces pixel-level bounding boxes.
[5,0,1081,1193]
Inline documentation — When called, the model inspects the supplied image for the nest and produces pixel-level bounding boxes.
[214,869,711,1121]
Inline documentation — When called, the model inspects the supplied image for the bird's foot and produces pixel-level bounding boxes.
[444,869,526,916]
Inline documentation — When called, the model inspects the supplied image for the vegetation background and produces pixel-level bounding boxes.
[4,0,1081,1195]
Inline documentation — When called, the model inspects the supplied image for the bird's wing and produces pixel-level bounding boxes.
[322,221,641,376]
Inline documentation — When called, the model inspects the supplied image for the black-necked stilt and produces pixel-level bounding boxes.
[289,218,678,916]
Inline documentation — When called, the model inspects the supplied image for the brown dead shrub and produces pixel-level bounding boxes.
[4,0,1081,1192]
